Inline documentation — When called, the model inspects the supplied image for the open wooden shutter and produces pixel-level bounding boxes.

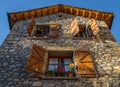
[76,50,96,77]
[68,18,79,36]
[26,44,46,76]
[49,23,60,38]
[27,18,35,36]
[86,18,100,35]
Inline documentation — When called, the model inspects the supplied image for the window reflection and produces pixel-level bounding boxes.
[49,58,58,64]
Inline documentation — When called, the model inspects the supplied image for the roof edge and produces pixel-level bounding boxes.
[7,4,114,30]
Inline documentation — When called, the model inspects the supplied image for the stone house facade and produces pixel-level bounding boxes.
[0,4,120,87]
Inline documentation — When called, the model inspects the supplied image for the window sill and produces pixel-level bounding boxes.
[41,76,79,80]
[28,37,58,40]
[72,37,93,40]
[28,36,93,40]
[29,37,49,40]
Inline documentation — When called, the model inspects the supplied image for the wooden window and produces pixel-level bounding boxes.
[32,24,60,38]
[74,19,100,38]
[48,58,58,71]
[33,25,50,37]
[26,45,97,78]
[63,58,72,71]
[48,57,72,72]
[76,50,97,77]
[26,44,46,76]
[27,19,60,38]
[74,24,93,37]
[47,51,74,76]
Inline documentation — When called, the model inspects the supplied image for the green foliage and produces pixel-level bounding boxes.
[47,70,53,74]
[67,68,74,73]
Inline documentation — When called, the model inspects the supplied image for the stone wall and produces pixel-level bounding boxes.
[0,13,120,87]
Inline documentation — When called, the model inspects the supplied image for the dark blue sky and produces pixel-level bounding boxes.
[0,0,120,46]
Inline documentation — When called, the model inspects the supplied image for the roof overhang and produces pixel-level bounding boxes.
[7,4,114,30]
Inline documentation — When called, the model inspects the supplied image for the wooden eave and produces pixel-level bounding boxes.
[7,4,114,30]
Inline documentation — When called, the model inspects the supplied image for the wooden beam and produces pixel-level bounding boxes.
[78,9,83,16]
[29,11,36,18]
[88,11,92,18]
[97,13,103,20]
[10,14,17,22]
[95,12,98,19]
[84,10,89,17]
[16,13,23,21]
[24,12,30,19]
[90,11,96,19]
[82,10,85,17]
[42,8,48,16]
[54,6,59,13]
[101,14,105,20]
[8,4,113,29]
[48,7,54,15]
[36,9,42,17]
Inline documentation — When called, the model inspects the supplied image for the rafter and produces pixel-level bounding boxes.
[8,4,113,29]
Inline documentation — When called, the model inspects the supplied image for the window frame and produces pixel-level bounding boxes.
[73,24,93,38]
[31,24,50,38]
[47,56,73,72]
[29,23,60,39]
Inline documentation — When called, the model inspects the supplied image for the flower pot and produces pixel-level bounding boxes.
[67,73,73,77]
[47,74,52,77]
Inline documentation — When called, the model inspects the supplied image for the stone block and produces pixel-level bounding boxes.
[23,81,29,84]
[32,81,42,87]
[112,82,120,87]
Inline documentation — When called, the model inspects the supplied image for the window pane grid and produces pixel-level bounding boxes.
[48,64,58,70]
[48,57,73,76]
[63,59,71,64]
[49,58,58,64]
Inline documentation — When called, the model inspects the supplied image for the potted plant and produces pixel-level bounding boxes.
[67,63,75,77]
[55,68,65,77]
[47,70,53,77]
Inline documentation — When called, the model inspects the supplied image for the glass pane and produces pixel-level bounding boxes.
[64,59,71,64]
[49,58,58,64]
[64,65,70,72]
[48,65,58,70]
